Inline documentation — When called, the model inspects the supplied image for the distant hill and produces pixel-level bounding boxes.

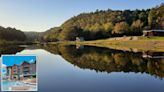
[24,31,43,42]
[42,3,164,42]
[0,26,26,41]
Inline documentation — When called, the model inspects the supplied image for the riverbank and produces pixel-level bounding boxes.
[2,36,164,52]
[47,36,164,52]
[78,36,164,52]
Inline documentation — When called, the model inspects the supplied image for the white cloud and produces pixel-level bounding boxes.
[29,59,34,63]
[2,64,6,68]
[2,64,7,74]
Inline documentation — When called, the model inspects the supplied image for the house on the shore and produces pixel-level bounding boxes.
[6,61,36,80]
[76,37,84,41]
[143,30,164,36]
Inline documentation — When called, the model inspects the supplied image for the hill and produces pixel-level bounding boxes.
[42,3,164,42]
[0,26,26,41]
[24,31,42,42]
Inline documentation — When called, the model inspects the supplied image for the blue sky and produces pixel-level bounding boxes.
[2,55,36,66]
[0,0,163,32]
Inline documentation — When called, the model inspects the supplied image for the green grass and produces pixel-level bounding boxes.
[74,36,164,52]
[41,36,164,52]
[136,36,164,40]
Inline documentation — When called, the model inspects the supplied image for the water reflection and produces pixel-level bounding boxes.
[0,44,164,79]
[38,44,164,79]
[0,44,164,92]
[0,45,25,56]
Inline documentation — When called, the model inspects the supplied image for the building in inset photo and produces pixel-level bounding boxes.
[1,55,38,91]
[6,61,36,80]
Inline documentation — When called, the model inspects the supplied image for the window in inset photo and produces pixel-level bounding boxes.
[1,55,38,91]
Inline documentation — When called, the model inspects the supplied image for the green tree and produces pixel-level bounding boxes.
[148,4,164,29]
[0,26,26,41]
[42,3,164,41]
[60,26,82,41]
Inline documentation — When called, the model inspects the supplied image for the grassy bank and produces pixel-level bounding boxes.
[5,36,162,52]
[76,36,164,52]
[48,36,164,52]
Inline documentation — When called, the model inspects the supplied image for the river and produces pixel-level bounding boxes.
[0,44,164,92]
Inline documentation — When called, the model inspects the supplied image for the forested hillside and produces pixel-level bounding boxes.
[0,26,26,41]
[42,4,164,41]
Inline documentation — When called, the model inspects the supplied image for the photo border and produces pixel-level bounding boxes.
[1,54,38,91]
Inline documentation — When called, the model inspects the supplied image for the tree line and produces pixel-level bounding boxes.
[42,3,164,41]
[0,26,26,41]
[0,4,163,42]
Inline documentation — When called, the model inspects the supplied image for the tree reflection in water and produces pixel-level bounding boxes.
[39,44,164,79]
[1,44,163,79]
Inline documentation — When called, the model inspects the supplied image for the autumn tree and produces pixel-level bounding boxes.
[42,3,164,41]
[131,20,143,35]
[112,22,129,35]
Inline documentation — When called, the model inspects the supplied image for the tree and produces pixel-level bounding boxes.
[0,26,26,41]
[148,4,164,29]
[112,22,129,35]
[102,22,114,37]
[60,26,83,41]
[131,20,143,35]
[42,3,164,41]
[42,27,62,42]
[103,22,114,32]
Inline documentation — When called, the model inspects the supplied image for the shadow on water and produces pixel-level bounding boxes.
[38,44,164,79]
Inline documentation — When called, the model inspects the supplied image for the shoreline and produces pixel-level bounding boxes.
[46,36,164,52]
[1,36,164,52]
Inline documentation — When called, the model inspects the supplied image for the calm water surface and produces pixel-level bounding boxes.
[0,45,164,92]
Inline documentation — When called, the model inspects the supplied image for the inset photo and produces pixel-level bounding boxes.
[1,55,38,91]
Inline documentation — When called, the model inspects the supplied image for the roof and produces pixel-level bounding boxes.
[143,30,164,32]
[7,61,35,67]
[21,61,30,65]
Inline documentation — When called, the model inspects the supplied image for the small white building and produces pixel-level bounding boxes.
[76,37,84,41]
